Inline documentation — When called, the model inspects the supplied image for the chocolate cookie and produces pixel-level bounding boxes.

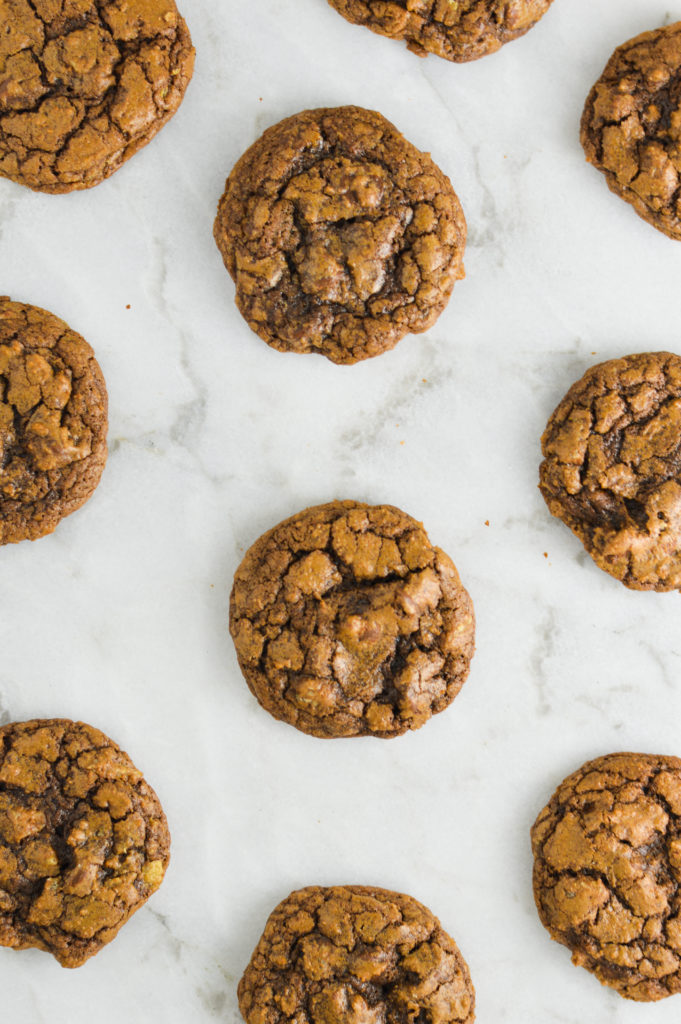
[539,352,681,591]
[0,297,108,545]
[531,752,681,1002]
[581,23,681,240]
[238,885,475,1024]
[0,718,170,967]
[213,106,466,364]
[0,0,194,193]
[326,0,554,63]
[230,501,475,738]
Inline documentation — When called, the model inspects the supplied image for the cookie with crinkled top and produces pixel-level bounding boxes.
[532,752,681,1001]
[0,296,108,545]
[229,500,475,738]
[213,106,466,365]
[0,718,170,967]
[0,0,194,193]
[581,22,681,240]
[238,885,475,1024]
[326,0,554,63]
[539,352,681,591]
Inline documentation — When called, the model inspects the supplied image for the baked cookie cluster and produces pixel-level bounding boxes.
[3,0,681,1016]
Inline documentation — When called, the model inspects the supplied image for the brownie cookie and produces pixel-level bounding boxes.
[531,752,681,1001]
[230,501,475,738]
[239,886,475,1024]
[0,0,194,193]
[326,0,554,63]
[213,106,466,364]
[0,718,170,967]
[539,352,681,591]
[0,297,108,545]
[581,23,681,240]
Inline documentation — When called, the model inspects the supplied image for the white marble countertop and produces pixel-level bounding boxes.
[2,0,681,1020]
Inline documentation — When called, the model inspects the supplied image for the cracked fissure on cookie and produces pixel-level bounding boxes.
[531,753,681,1002]
[581,22,681,240]
[214,107,466,365]
[0,297,107,544]
[0,719,170,967]
[0,0,195,193]
[539,352,681,591]
[325,0,554,63]
[229,502,475,739]
[238,886,475,1024]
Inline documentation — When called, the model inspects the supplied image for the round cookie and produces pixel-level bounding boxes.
[229,501,475,738]
[213,106,466,365]
[581,22,681,241]
[0,718,170,967]
[238,885,476,1024]
[531,752,681,1002]
[0,297,108,545]
[326,0,554,63]
[539,352,681,591]
[0,0,194,193]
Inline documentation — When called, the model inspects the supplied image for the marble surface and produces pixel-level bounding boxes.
[2,0,681,1020]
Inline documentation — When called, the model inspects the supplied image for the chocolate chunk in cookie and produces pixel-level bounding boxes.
[532,752,681,1002]
[0,297,108,545]
[0,0,194,193]
[230,501,475,738]
[539,352,681,591]
[213,106,466,364]
[0,718,170,967]
[326,0,554,63]
[239,886,475,1024]
[581,23,681,240]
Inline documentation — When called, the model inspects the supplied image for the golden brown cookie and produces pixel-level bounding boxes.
[0,0,195,193]
[539,352,681,591]
[581,22,681,240]
[238,886,475,1024]
[213,106,466,364]
[0,297,108,545]
[326,0,554,63]
[0,718,170,967]
[229,501,475,738]
[531,752,681,1002]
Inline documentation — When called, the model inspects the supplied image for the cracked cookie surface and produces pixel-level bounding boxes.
[0,297,107,544]
[531,752,681,1002]
[213,106,466,364]
[581,22,681,240]
[238,885,475,1024]
[229,501,475,738]
[0,718,170,967]
[326,0,554,63]
[0,0,194,193]
[539,352,681,591]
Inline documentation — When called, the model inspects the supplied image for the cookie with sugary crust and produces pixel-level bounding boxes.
[0,718,170,967]
[229,500,475,738]
[581,22,681,240]
[0,0,195,194]
[238,885,476,1024]
[0,297,108,545]
[539,352,681,591]
[531,752,681,1002]
[213,106,466,365]
[326,0,554,63]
